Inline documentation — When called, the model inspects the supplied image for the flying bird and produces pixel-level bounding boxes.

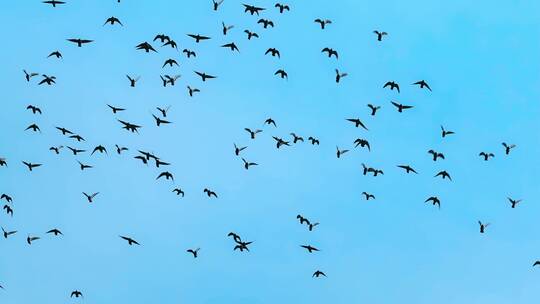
[397,165,418,174]
[440,126,455,138]
[321,47,338,59]
[70,291,83,298]
[43,0,65,7]
[187,248,200,258]
[336,146,349,158]
[362,192,375,200]
[107,104,125,114]
[187,34,211,43]
[425,196,441,209]
[203,188,218,198]
[275,3,290,13]
[126,75,140,87]
[373,30,388,41]
[47,50,62,58]
[23,70,39,82]
[67,38,93,47]
[502,142,516,155]
[243,4,265,15]
[115,145,128,154]
[156,171,174,181]
[479,152,495,161]
[234,144,247,155]
[222,22,234,35]
[434,170,452,181]
[172,188,185,197]
[313,270,326,278]
[335,69,348,83]
[194,71,216,81]
[22,161,42,171]
[274,69,288,79]
[241,158,258,170]
[265,48,280,58]
[346,118,368,130]
[136,42,157,53]
[383,81,400,93]
[354,139,370,151]
[478,221,490,234]
[428,150,445,161]
[212,0,224,11]
[244,30,259,40]
[244,128,262,139]
[391,101,413,113]
[290,133,304,144]
[314,19,332,29]
[83,192,99,203]
[120,236,140,246]
[48,146,63,154]
[104,16,123,26]
[301,245,320,253]
[412,80,432,91]
[258,19,274,29]
[46,228,63,236]
[2,227,17,239]
[508,197,522,208]
[367,104,380,116]
[308,137,319,145]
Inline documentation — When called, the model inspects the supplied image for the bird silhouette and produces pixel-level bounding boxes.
[188,34,211,43]
[221,42,240,52]
[313,270,326,278]
[136,42,157,53]
[241,158,258,170]
[27,235,40,245]
[91,145,107,155]
[367,104,380,116]
[187,248,200,258]
[107,104,125,114]
[70,290,83,298]
[194,71,216,81]
[22,161,42,171]
[212,0,224,11]
[258,19,274,28]
[47,50,63,58]
[336,146,349,158]
[275,3,290,13]
[301,245,320,253]
[373,30,387,41]
[353,139,370,151]
[478,221,490,234]
[203,188,218,198]
[67,38,93,47]
[265,48,280,58]
[434,170,452,181]
[272,136,290,149]
[314,19,332,29]
[23,70,39,82]
[321,47,338,59]
[383,81,400,93]
[397,165,418,174]
[222,22,234,35]
[172,188,185,197]
[104,16,123,26]
[428,150,445,161]
[115,145,128,154]
[244,128,262,139]
[412,80,432,91]
[2,227,17,239]
[391,101,413,113]
[118,120,141,133]
[120,236,140,245]
[46,228,63,236]
[83,192,99,203]
[183,49,196,58]
[1,194,12,203]
[335,69,348,83]
[152,114,172,126]
[243,4,265,15]
[290,133,304,144]
[502,142,516,155]
[156,171,174,181]
[425,197,441,209]
[126,75,140,87]
[162,58,179,68]
[346,118,368,130]
[508,197,522,208]
[440,126,455,138]
[234,144,247,155]
[3,205,13,217]
[308,137,320,145]
[49,145,63,154]
[274,69,288,79]
[479,152,495,161]
[362,192,375,200]
[244,29,259,40]
[25,123,41,132]
[38,75,56,85]
[43,0,65,7]
[26,105,42,114]
[77,161,93,171]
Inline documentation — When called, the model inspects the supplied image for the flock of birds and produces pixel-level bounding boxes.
[0,0,535,298]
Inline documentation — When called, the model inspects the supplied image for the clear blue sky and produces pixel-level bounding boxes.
[1,0,540,303]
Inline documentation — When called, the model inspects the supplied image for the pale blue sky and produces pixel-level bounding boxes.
[1,0,540,303]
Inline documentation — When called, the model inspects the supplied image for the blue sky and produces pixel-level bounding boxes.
[1,0,540,303]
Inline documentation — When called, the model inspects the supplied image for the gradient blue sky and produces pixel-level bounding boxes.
[1,0,540,303]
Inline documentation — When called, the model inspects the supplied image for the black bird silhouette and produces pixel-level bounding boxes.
[222,22,234,35]
[264,118,277,127]
[412,80,432,91]
[187,248,200,258]
[391,101,413,113]
[162,58,179,68]
[120,236,140,245]
[243,4,265,15]
[156,171,174,181]
[314,19,332,29]
[335,69,348,83]
[533,261,540,267]
[234,144,247,155]
[22,161,42,171]
[428,150,445,161]
[313,270,326,278]
[321,47,338,59]
[367,104,380,116]
[274,69,288,79]
[373,30,388,41]
[118,120,141,133]
[508,197,522,208]
[354,139,370,150]
[115,145,128,154]
[434,170,452,181]
[188,34,211,43]
[346,118,368,130]
[1,194,12,203]
[194,71,216,82]
[265,48,280,58]
[134,156,148,164]
[38,75,56,85]
[203,188,218,198]
[502,142,516,155]
[156,106,170,117]
[26,105,42,114]
[48,146,62,154]
[234,242,251,252]
[70,135,84,142]
[77,160,93,171]
[221,42,240,52]
[362,192,375,200]
[187,86,200,97]
[67,146,85,155]
[23,70,39,82]
[70,291,83,298]
[336,146,349,158]
[43,0,65,7]
[154,34,170,43]
[296,215,310,225]
[155,159,170,168]
[308,137,319,145]
[0,158,7,167]
[440,125,455,138]
[56,126,73,135]
[425,196,441,209]
[2,227,17,238]
[290,133,304,144]
[160,75,181,87]
[368,167,384,176]
[478,221,490,234]
[183,49,196,58]
[383,81,400,93]
[67,38,93,47]
[3,205,13,217]
[152,114,172,126]
[241,158,258,170]
[25,123,41,132]
[397,165,418,174]
[308,222,319,231]
[228,232,242,243]
[301,245,319,253]
[126,75,140,87]
[91,145,107,155]
[479,152,495,161]
[272,136,290,149]
[162,39,178,49]
[83,192,99,203]
[107,104,125,114]
[172,188,185,197]
[245,128,262,139]
[46,228,63,236]
[136,42,157,53]
[244,30,259,40]
[104,16,123,26]
[258,19,274,28]
[47,50,63,58]
[275,3,290,13]
[27,235,40,245]
[212,0,224,11]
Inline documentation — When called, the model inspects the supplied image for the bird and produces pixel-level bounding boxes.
[373,30,388,41]
[25,123,41,132]
[187,34,211,43]
[46,228,63,236]
[314,19,332,29]
[234,144,247,155]
[440,126,455,138]
[274,69,288,79]
[301,245,320,253]
[135,42,157,53]
[43,0,65,7]
[264,118,277,127]
[194,71,216,82]
[222,22,234,35]
[67,146,86,155]
[434,170,452,181]
[346,118,368,130]
[227,232,242,243]
[479,152,495,161]
[70,135,84,143]
[55,126,73,135]
[290,133,304,144]
[508,197,522,208]
[0,158,7,167]
[67,38,93,47]
[265,48,280,58]
[428,150,445,161]
[308,223,319,231]
[272,136,290,149]
[313,270,326,278]
[153,34,170,43]
[162,39,178,49]
[244,30,259,40]
[120,236,140,245]
[126,75,140,87]
[2,227,17,239]
[162,58,179,68]
[49,146,63,154]
[3,205,13,217]
[156,106,170,117]
[412,80,432,91]
[478,221,490,234]
[1,194,12,203]
[155,159,170,168]
[336,146,349,158]
[104,16,123,26]
[296,215,310,225]
[321,47,338,59]
[83,192,99,203]
[502,142,516,155]
[243,4,265,15]
[156,171,174,181]
[27,235,40,245]
[353,139,370,151]
[335,69,348,83]
[203,188,218,198]
[38,75,56,85]
[118,120,142,133]
[107,104,125,114]
[257,19,274,29]
[391,101,413,113]
[275,3,290,13]
[47,50,63,58]
[26,105,42,114]
[367,104,380,116]
[308,137,320,145]
[134,156,148,165]
[70,291,83,298]
[212,0,224,11]
[187,86,200,97]
[160,75,181,87]
[397,165,418,174]
[91,145,107,155]
[115,145,128,154]
[23,70,39,82]
[77,161,93,171]
[362,192,375,200]
[425,197,441,209]
[241,158,258,170]
[152,114,172,127]
[172,188,185,197]
[245,128,262,139]
[22,161,42,171]
[183,49,196,58]
[221,42,240,52]
[187,248,200,258]
[383,81,400,93]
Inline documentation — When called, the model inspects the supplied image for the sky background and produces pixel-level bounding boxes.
[1,0,540,303]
